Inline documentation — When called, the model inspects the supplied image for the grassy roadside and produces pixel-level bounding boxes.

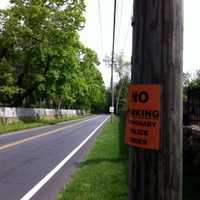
[57,116,128,200]
[0,115,85,135]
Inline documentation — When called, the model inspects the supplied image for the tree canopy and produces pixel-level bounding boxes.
[183,70,200,91]
[0,0,106,111]
[104,53,130,114]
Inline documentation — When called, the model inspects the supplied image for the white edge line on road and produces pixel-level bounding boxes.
[20,115,110,200]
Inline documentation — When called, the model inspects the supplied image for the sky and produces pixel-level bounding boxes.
[0,0,200,86]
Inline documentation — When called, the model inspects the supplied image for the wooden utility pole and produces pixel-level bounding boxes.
[110,0,117,120]
[129,1,183,200]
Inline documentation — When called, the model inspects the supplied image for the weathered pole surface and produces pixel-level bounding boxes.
[111,0,117,120]
[129,1,183,200]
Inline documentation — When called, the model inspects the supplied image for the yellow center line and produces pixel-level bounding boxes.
[0,124,79,151]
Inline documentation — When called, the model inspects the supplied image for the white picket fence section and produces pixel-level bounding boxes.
[0,107,84,121]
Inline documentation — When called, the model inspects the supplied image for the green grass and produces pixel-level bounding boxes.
[0,115,84,135]
[57,116,128,200]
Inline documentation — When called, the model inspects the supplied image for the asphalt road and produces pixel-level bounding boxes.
[0,114,109,200]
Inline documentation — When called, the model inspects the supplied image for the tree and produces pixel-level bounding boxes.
[114,53,130,114]
[183,72,191,101]
[114,75,130,113]
[183,72,191,88]
[73,47,106,111]
[104,52,130,114]
[188,70,200,90]
[0,0,106,112]
[183,70,200,102]
[0,58,21,105]
[0,0,85,106]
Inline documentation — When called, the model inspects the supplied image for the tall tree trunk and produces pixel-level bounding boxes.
[129,1,183,200]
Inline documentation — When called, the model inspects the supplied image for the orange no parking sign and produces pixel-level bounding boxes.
[125,85,161,150]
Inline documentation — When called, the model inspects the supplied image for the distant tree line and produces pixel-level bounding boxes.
[183,70,200,100]
[0,0,106,112]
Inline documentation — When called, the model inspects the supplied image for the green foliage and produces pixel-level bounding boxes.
[0,0,106,111]
[183,70,200,90]
[183,70,200,101]
[0,58,22,103]
[78,48,106,112]
[187,70,200,90]
[115,75,130,112]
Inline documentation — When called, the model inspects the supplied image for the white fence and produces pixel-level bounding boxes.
[0,107,84,121]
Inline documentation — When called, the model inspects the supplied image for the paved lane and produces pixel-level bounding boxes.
[0,114,109,200]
